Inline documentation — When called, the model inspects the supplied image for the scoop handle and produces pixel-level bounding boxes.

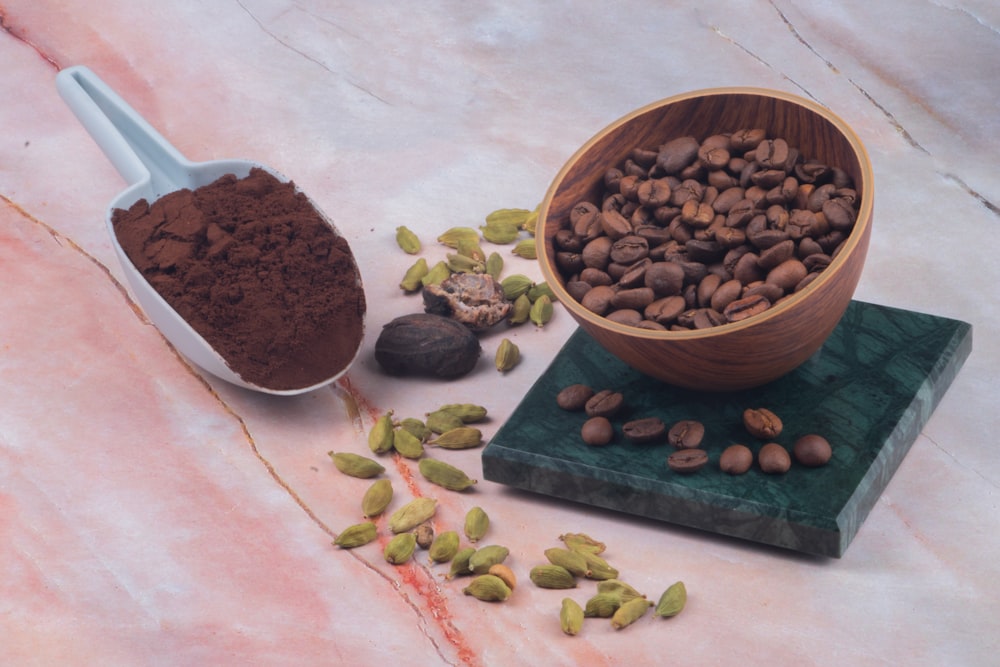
[56,65,191,194]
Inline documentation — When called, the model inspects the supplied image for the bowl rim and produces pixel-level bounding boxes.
[537,86,875,341]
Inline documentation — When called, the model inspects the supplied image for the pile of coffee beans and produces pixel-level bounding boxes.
[552,130,859,330]
[556,383,833,476]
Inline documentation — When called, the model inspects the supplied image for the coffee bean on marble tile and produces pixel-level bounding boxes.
[622,416,667,444]
[556,384,594,411]
[719,444,754,475]
[581,416,614,446]
[584,389,624,419]
[668,420,705,449]
[667,448,708,473]
[758,442,791,474]
[793,434,833,467]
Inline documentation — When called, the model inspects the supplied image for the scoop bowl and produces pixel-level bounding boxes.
[56,66,365,395]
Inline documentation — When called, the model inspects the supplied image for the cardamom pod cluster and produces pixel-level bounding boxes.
[521,532,689,637]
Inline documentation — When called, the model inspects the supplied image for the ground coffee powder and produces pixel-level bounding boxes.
[112,168,366,391]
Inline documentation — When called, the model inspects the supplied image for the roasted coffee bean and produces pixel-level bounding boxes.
[724,294,771,322]
[582,236,614,269]
[667,448,708,473]
[757,239,796,271]
[555,228,584,252]
[710,279,742,312]
[758,443,791,474]
[622,417,667,444]
[644,262,684,296]
[581,416,615,446]
[743,407,783,439]
[566,280,591,302]
[606,308,643,327]
[585,389,625,418]
[611,287,655,311]
[668,420,705,449]
[580,267,614,287]
[766,259,808,292]
[793,434,832,467]
[719,444,753,475]
[609,236,649,265]
[556,384,595,411]
[657,136,700,174]
[601,209,633,240]
[580,285,616,315]
[645,295,687,324]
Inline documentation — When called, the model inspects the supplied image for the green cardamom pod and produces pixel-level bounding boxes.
[333,522,378,549]
[388,497,438,534]
[456,238,487,262]
[392,427,425,459]
[361,478,394,518]
[446,546,477,579]
[436,403,488,423]
[560,597,585,636]
[425,409,464,434]
[429,426,483,450]
[596,579,645,604]
[395,225,421,254]
[500,274,534,300]
[544,547,591,578]
[495,338,520,373]
[653,581,687,618]
[464,506,489,543]
[529,294,553,326]
[328,451,385,479]
[578,550,619,581]
[462,574,512,602]
[610,596,653,630]
[507,293,531,325]
[384,532,417,565]
[485,251,504,280]
[437,226,480,248]
[529,564,577,589]
[399,417,431,442]
[428,530,460,564]
[528,281,555,303]
[468,544,509,574]
[399,257,429,292]
[367,410,395,454]
[446,252,486,274]
[418,458,477,491]
[583,592,622,618]
[420,260,452,287]
[511,238,537,259]
[485,207,531,228]
[480,222,521,245]
[560,532,606,555]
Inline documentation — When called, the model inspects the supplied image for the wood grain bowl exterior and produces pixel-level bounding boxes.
[538,88,874,391]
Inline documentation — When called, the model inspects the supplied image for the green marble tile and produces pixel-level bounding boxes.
[482,301,972,557]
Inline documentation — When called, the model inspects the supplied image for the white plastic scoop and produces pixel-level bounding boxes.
[56,65,364,395]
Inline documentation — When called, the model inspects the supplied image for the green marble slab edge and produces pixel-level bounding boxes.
[482,300,972,558]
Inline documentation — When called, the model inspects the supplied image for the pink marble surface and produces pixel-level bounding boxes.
[2,2,998,665]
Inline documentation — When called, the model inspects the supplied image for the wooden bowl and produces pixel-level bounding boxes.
[538,88,874,391]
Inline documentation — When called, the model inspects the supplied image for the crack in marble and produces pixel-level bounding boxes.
[923,432,1000,490]
[0,6,60,68]
[708,23,820,104]
[931,0,1000,37]
[940,172,1000,217]
[234,0,391,106]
